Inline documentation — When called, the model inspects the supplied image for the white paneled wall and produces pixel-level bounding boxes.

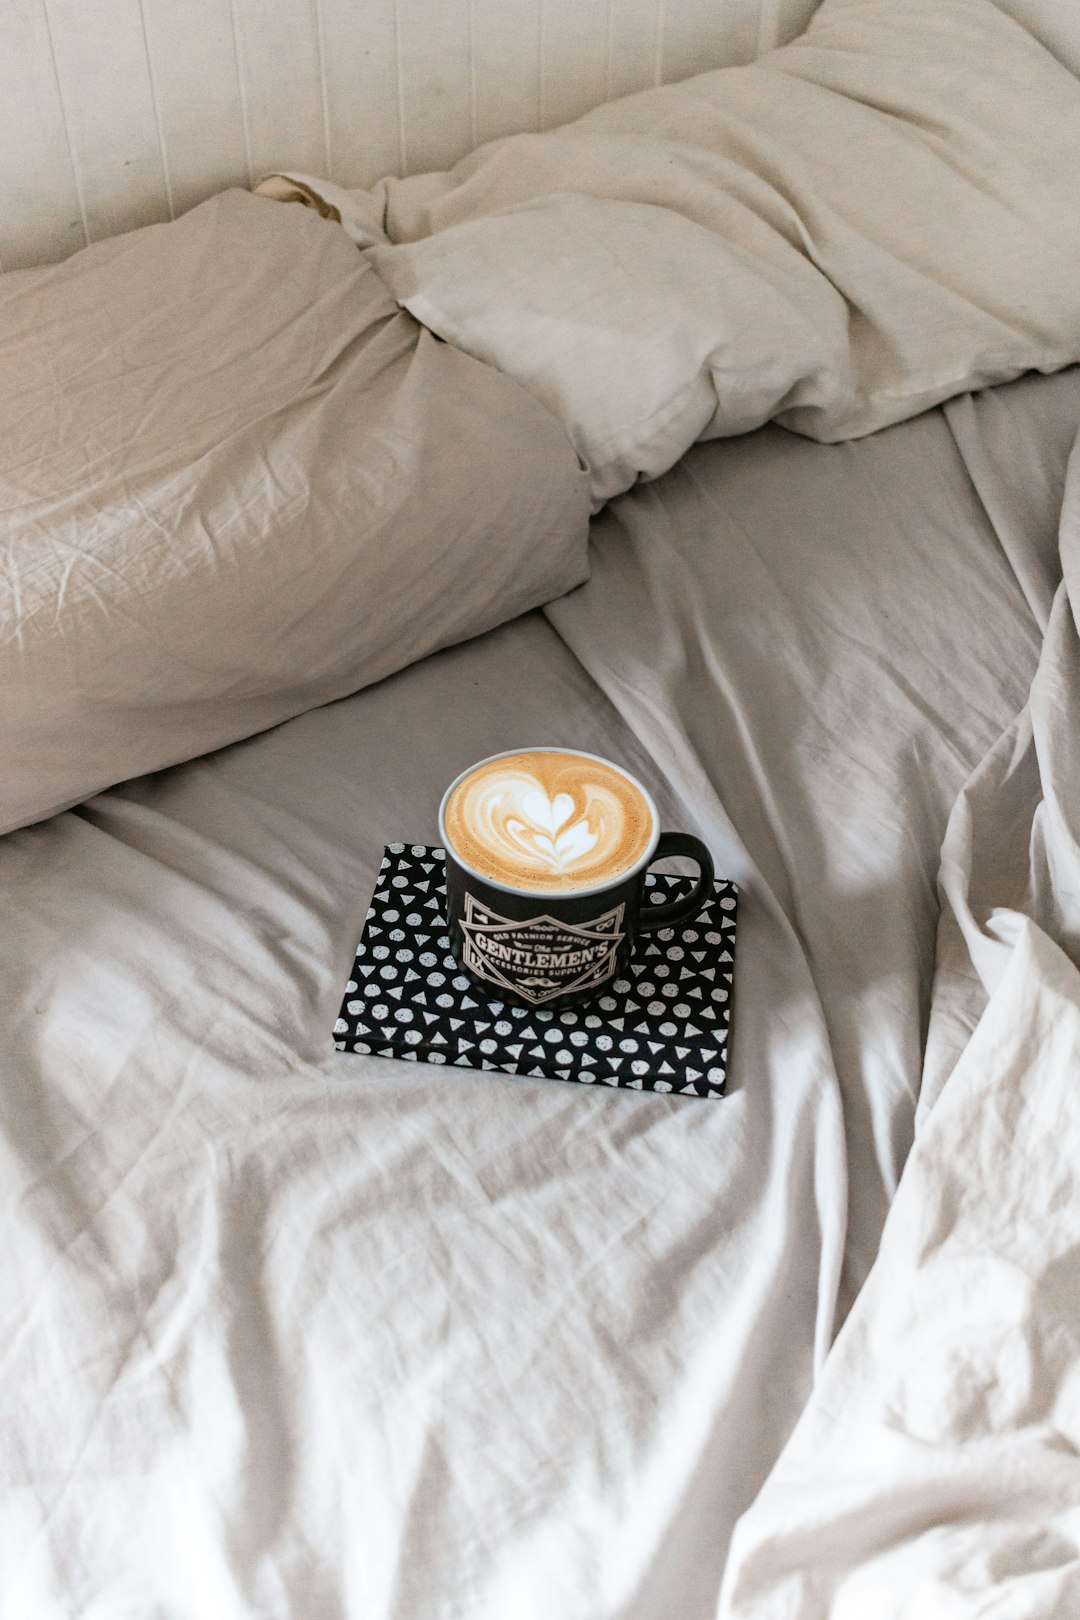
[0,0,819,270]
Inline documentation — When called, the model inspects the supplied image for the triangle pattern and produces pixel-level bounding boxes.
[335,848,737,1101]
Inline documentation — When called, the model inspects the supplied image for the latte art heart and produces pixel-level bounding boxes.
[501,791,600,873]
[443,751,654,894]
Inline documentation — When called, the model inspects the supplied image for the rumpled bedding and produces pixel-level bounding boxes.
[3,365,1080,1617]
[717,421,1080,1617]
[7,0,1080,1590]
[0,190,589,835]
[259,0,1080,504]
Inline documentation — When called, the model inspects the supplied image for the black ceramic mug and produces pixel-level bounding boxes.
[438,747,714,1010]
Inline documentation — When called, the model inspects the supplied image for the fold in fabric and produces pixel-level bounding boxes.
[717,425,1080,1619]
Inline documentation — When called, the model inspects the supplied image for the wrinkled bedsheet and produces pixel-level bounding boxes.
[718,396,1080,1618]
[2,369,1079,1619]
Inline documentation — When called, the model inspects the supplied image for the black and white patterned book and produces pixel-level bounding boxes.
[334,846,737,1099]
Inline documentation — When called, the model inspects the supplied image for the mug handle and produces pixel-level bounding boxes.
[638,832,715,932]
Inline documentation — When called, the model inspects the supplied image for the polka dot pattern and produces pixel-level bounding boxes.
[334,847,737,1100]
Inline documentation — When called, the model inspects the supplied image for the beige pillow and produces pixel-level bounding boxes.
[280,0,1080,505]
[0,190,590,836]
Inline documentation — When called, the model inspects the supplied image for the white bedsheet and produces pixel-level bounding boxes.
[3,371,1078,1617]
[719,417,1080,1618]
[1,619,839,1620]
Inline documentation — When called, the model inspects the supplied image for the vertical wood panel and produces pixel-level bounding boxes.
[0,0,86,267]
[229,0,326,180]
[540,0,610,131]
[1,0,826,268]
[471,0,542,150]
[607,0,664,104]
[396,0,473,175]
[140,0,252,215]
[42,0,171,242]
[318,0,403,186]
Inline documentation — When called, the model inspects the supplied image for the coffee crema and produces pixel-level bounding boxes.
[442,750,655,894]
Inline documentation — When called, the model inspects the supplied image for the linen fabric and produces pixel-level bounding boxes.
[0,189,590,835]
[544,367,1080,1312]
[262,0,1080,506]
[3,368,1079,1616]
[718,428,1080,1619]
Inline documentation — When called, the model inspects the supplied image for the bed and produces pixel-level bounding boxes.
[3,2,1080,1616]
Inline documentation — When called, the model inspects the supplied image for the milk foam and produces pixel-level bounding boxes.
[443,751,654,893]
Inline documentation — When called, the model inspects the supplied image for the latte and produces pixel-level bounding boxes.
[441,749,655,894]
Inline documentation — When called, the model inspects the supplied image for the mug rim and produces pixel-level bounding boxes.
[437,745,661,899]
